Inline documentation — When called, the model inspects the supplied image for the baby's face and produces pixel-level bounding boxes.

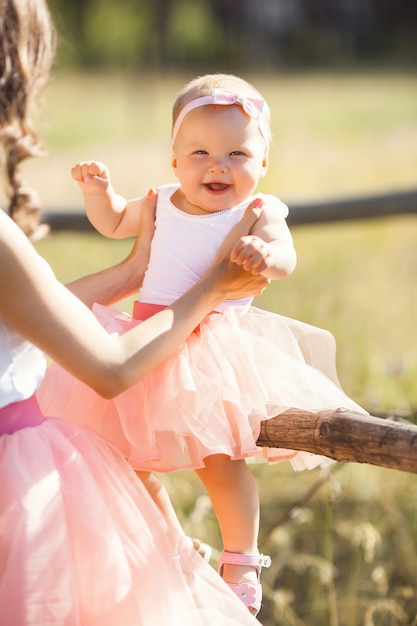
[171,105,268,216]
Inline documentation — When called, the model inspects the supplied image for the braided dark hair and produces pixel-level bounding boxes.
[0,0,56,239]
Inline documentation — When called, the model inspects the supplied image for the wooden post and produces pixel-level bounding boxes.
[257,408,417,474]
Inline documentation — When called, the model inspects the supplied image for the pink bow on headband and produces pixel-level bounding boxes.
[209,89,265,120]
[172,88,268,145]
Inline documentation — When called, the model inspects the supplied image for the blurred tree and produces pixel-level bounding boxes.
[208,0,245,66]
[82,0,150,67]
[147,0,176,67]
[47,0,417,70]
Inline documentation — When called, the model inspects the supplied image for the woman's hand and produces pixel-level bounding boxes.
[120,188,157,293]
[67,189,156,307]
[208,198,271,300]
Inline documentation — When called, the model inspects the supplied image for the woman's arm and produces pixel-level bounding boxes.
[66,189,156,308]
[0,201,267,399]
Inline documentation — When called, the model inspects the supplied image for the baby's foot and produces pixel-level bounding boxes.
[218,551,271,617]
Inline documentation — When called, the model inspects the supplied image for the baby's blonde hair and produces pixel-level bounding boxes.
[173,73,272,147]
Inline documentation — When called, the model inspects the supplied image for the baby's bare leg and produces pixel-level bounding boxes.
[196,454,260,584]
[136,470,185,535]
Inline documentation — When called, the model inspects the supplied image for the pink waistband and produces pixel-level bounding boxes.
[132,301,221,335]
[133,301,221,322]
[133,301,167,321]
[0,395,45,436]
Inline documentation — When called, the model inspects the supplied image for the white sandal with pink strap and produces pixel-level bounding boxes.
[218,551,271,616]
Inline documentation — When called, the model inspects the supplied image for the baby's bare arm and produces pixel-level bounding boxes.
[72,160,151,239]
[233,198,297,280]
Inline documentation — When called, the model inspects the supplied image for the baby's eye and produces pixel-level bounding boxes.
[194,149,208,155]
[230,150,245,157]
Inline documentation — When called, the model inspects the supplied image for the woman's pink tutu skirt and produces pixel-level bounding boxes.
[38,304,367,474]
[0,398,260,626]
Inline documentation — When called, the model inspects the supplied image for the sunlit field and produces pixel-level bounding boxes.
[20,69,417,208]
[33,70,417,625]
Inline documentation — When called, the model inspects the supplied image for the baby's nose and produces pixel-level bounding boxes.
[208,156,228,173]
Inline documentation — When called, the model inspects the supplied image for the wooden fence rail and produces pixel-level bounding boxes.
[257,408,417,474]
[41,188,417,230]
[286,187,417,226]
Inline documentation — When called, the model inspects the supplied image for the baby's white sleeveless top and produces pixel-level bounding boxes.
[139,184,288,313]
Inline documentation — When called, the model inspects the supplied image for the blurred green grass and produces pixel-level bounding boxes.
[33,70,417,625]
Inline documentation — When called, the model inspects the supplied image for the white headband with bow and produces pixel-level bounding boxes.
[172,88,269,146]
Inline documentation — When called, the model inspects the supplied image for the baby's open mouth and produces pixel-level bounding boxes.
[204,183,230,192]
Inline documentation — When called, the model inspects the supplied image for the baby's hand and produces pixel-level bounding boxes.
[231,235,273,275]
[71,161,111,195]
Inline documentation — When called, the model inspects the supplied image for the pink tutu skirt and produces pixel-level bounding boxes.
[38,304,367,474]
[0,397,260,626]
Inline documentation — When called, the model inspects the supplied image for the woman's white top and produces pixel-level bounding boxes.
[0,319,46,409]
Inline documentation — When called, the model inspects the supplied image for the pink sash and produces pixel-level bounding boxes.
[132,301,221,332]
[0,395,45,435]
[132,301,166,321]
